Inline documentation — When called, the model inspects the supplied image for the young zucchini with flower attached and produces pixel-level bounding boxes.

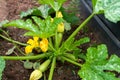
[30,59,51,80]
[29,69,42,80]
[56,11,64,33]
[56,33,63,47]
[39,59,51,72]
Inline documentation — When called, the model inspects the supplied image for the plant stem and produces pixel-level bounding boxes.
[0,29,9,37]
[65,13,95,44]
[57,33,63,47]
[61,56,82,67]
[48,37,56,52]
[0,29,26,55]
[0,34,27,46]
[49,43,56,52]
[15,45,25,55]
[55,32,58,49]
[63,53,77,61]
[44,72,47,80]
[48,37,54,49]
[48,57,56,80]
[1,53,50,60]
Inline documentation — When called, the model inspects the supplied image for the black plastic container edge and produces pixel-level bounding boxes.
[80,0,120,56]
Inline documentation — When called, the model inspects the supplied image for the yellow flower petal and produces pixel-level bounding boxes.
[29,70,42,80]
[34,42,39,48]
[56,11,63,18]
[51,18,54,22]
[40,38,48,52]
[27,39,34,45]
[33,37,39,42]
[25,37,40,54]
[27,37,39,47]
[25,45,33,54]
[57,22,64,32]
[33,37,39,47]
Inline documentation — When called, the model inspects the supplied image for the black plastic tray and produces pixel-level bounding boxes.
[85,0,120,41]
[80,0,120,56]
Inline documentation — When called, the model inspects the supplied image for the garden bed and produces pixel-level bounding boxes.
[0,0,103,80]
[80,0,120,56]
[0,1,38,80]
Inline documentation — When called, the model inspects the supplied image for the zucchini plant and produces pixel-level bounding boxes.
[0,0,120,80]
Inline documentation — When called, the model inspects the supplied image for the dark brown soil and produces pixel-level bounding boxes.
[0,1,39,80]
[0,0,99,80]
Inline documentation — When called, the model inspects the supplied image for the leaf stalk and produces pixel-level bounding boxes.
[48,57,56,80]
[1,53,50,60]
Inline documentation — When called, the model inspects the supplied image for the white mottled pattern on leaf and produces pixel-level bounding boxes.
[0,57,5,80]
[94,0,120,23]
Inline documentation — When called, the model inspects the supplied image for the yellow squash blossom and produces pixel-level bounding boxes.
[39,38,48,52]
[27,37,39,47]
[25,37,48,54]
[56,11,63,18]
[25,45,34,54]
[25,37,39,54]
[57,22,64,32]
[29,69,42,80]
[56,11,64,33]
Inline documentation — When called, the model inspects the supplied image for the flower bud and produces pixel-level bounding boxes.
[51,18,54,22]
[39,59,51,72]
[57,22,64,33]
[39,38,48,52]
[29,69,42,80]
[56,11,63,18]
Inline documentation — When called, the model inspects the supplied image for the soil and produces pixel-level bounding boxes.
[0,0,99,80]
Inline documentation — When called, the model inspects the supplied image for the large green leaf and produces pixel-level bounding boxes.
[4,16,63,38]
[57,0,66,4]
[94,0,120,23]
[29,16,63,38]
[38,0,66,11]
[20,7,42,18]
[64,37,90,51]
[96,55,120,72]
[3,19,39,33]
[20,5,50,19]
[38,0,51,4]
[86,44,108,62]
[38,5,50,18]
[92,0,97,9]
[0,57,5,80]
[78,44,120,80]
